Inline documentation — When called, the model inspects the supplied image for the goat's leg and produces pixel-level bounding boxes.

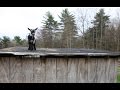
[31,43,33,50]
[33,43,36,50]
[28,42,30,50]
[29,43,33,51]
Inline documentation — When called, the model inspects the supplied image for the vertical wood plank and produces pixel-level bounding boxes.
[87,58,97,83]
[67,58,77,83]
[111,58,117,83]
[105,58,110,83]
[56,58,67,83]
[45,58,56,83]
[33,58,46,83]
[0,57,9,83]
[118,58,120,75]
[9,57,22,83]
[96,58,106,83]
[105,58,115,83]
[114,58,118,83]
[77,58,88,83]
[21,57,34,83]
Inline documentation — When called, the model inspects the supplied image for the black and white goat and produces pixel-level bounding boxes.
[28,28,38,51]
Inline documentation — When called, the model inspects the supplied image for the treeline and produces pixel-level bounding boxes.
[1,8,120,52]
[36,8,120,51]
[36,9,78,48]
[0,36,27,49]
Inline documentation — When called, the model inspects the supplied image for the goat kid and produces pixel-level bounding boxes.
[28,28,38,51]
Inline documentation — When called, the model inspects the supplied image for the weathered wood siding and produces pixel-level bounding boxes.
[0,57,118,83]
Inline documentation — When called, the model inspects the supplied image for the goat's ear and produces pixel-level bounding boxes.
[35,28,38,30]
[28,28,31,31]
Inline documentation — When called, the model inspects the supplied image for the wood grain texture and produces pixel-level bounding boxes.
[33,58,46,83]
[0,57,9,83]
[21,57,34,83]
[56,58,67,83]
[105,58,114,83]
[87,58,97,83]
[67,58,77,83]
[96,58,106,83]
[9,57,22,83]
[114,58,118,83]
[0,56,118,83]
[77,58,88,83]
[45,58,56,83]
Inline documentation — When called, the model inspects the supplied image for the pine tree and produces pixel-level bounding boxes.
[41,11,59,48]
[2,36,10,48]
[93,9,110,49]
[59,8,78,48]
[13,36,22,46]
[85,9,110,49]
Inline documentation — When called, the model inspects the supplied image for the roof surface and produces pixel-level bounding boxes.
[0,47,120,57]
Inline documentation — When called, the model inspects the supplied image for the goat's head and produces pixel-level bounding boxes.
[28,28,38,36]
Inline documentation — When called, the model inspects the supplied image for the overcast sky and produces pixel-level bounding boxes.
[0,7,120,39]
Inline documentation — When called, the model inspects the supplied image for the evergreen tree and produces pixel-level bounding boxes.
[2,36,10,48]
[84,9,110,49]
[91,9,110,49]
[41,11,59,48]
[59,8,78,48]
[14,36,22,46]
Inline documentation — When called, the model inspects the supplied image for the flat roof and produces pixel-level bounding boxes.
[0,47,120,57]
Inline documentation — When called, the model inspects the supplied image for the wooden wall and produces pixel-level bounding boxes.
[0,56,118,83]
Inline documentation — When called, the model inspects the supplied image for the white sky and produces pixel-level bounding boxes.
[0,7,120,39]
